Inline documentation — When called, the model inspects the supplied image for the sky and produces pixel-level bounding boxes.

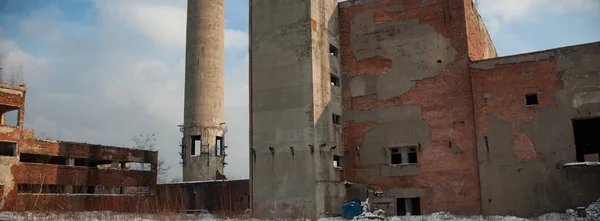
[0,0,599,181]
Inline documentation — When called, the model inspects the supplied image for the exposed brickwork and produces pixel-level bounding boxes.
[0,83,157,212]
[340,0,482,215]
[463,1,497,61]
[471,57,563,161]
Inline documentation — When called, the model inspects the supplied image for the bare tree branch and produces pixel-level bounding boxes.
[131,133,172,184]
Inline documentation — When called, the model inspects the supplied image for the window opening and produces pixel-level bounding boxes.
[333,155,343,168]
[216,136,223,156]
[332,114,341,126]
[390,146,418,165]
[525,94,538,106]
[191,135,201,156]
[330,74,340,87]
[0,141,16,156]
[330,44,339,57]
[396,198,421,216]
[0,105,19,127]
[20,153,67,165]
[572,118,600,162]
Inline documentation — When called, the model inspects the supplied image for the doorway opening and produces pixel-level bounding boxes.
[572,118,600,162]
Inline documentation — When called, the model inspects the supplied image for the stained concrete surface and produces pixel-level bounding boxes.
[474,42,600,216]
[348,10,456,100]
[183,0,226,181]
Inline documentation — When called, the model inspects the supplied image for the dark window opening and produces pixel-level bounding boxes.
[330,74,340,87]
[20,153,67,165]
[391,148,402,164]
[0,105,20,127]
[191,135,201,156]
[74,158,88,167]
[87,186,95,194]
[0,141,16,156]
[18,184,65,194]
[333,155,343,168]
[216,136,223,156]
[330,44,339,57]
[408,147,418,164]
[573,118,600,162]
[390,146,418,165]
[525,94,538,106]
[396,198,421,216]
[332,114,341,126]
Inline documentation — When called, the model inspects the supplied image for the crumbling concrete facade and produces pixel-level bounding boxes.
[250,0,345,218]
[181,0,228,181]
[0,84,158,212]
[250,0,600,218]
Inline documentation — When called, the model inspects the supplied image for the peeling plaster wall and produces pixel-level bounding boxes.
[471,42,600,216]
[340,0,482,215]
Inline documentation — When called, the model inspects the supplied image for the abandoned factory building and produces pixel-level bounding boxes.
[250,0,600,218]
[0,84,158,212]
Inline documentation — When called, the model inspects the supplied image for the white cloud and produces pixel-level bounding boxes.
[479,0,599,23]
[0,0,250,179]
[94,0,247,51]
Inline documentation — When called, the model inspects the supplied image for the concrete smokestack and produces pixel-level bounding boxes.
[181,0,226,181]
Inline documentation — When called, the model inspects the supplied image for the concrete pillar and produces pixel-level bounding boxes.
[64,157,75,194]
[182,0,226,181]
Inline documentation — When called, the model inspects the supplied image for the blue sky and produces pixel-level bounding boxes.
[0,0,599,181]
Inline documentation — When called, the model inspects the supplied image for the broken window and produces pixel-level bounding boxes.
[330,74,340,87]
[330,44,339,57]
[333,155,343,168]
[191,135,201,156]
[390,146,418,165]
[216,136,223,156]
[0,105,19,127]
[396,197,421,216]
[17,184,65,194]
[332,114,341,126]
[0,141,16,156]
[20,153,68,165]
[525,93,538,106]
[573,118,600,162]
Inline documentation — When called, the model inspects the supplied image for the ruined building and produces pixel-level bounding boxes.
[180,0,228,182]
[250,0,600,218]
[0,84,158,211]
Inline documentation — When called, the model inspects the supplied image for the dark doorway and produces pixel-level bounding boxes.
[396,197,421,216]
[573,118,600,162]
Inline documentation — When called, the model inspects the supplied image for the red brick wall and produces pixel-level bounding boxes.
[471,56,562,161]
[340,0,481,215]
[463,1,497,61]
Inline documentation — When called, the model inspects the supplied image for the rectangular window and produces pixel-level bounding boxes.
[330,74,340,87]
[330,44,339,57]
[20,153,67,165]
[333,155,343,168]
[396,198,421,216]
[332,114,341,126]
[572,118,600,162]
[0,141,16,156]
[216,136,223,156]
[0,105,20,127]
[391,148,402,164]
[390,146,418,165]
[525,94,538,106]
[191,135,201,156]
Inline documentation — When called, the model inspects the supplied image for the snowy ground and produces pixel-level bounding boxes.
[0,199,597,221]
[0,211,591,221]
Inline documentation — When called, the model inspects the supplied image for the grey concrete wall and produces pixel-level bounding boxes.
[250,0,344,218]
[311,0,345,217]
[182,0,226,181]
[472,42,600,216]
[250,0,317,218]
